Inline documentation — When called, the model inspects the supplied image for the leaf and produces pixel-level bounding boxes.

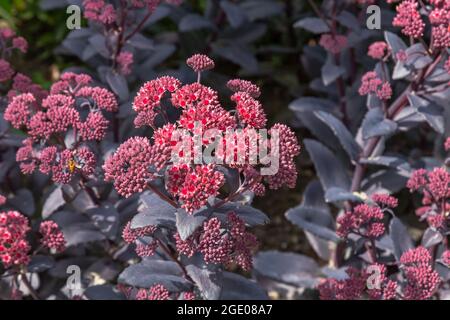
[389,217,413,261]
[219,272,267,300]
[286,180,338,241]
[62,222,106,247]
[407,94,444,134]
[421,228,443,248]
[294,112,341,150]
[362,169,408,194]
[214,202,269,226]
[289,97,336,114]
[324,187,363,203]
[84,285,125,300]
[127,33,154,50]
[88,34,109,58]
[106,69,129,101]
[315,111,361,161]
[71,189,96,213]
[384,31,407,56]
[131,192,177,229]
[240,0,284,21]
[42,186,66,219]
[360,155,411,176]
[253,250,319,288]
[336,11,360,30]
[185,255,222,300]
[217,166,240,194]
[304,139,351,192]
[118,258,191,291]
[321,55,345,86]
[361,107,397,139]
[212,43,258,72]
[220,0,247,28]
[85,206,119,240]
[405,43,432,69]
[305,231,331,261]
[286,206,339,242]
[27,255,55,273]
[140,44,176,70]
[393,61,411,80]
[179,14,214,32]
[40,0,69,10]
[293,17,330,34]
[9,189,35,217]
[176,209,208,241]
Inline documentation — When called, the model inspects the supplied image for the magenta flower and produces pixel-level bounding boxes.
[39,221,66,252]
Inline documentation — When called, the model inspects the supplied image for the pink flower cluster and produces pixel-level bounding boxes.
[0,27,28,53]
[319,246,442,300]
[358,71,392,100]
[227,79,261,98]
[319,34,348,54]
[106,54,300,211]
[367,41,388,60]
[39,221,66,253]
[167,164,225,213]
[392,0,425,38]
[103,137,168,198]
[176,212,259,271]
[122,222,158,257]
[231,92,267,129]
[7,73,47,103]
[4,72,118,184]
[318,267,368,300]
[319,265,398,300]
[407,168,449,229]
[337,194,397,239]
[0,211,31,267]
[428,0,450,48]
[117,51,134,76]
[400,247,441,300]
[0,59,14,83]
[83,0,117,25]
[186,54,215,73]
[441,250,450,267]
[136,284,170,300]
[0,27,29,83]
[445,137,450,151]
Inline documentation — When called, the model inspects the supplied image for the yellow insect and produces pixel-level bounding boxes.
[68,159,76,173]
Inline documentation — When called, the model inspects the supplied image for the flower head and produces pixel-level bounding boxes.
[167,164,225,213]
[227,79,261,98]
[392,0,425,38]
[0,59,14,82]
[0,211,31,267]
[39,221,66,252]
[368,41,388,60]
[103,137,157,197]
[186,54,215,73]
[319,34,348,54]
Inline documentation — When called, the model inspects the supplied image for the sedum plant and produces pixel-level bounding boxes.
[250,0,450,300]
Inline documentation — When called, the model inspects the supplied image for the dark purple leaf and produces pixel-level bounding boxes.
[315,111,361,161]
[219,272,267,300]
[389,217,414,261]
[118,258,191,291]
[42,186,66,219]
[253,250,319,288]
[294,17,330,34]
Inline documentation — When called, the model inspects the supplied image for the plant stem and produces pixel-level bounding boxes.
[155,238,193,283]
[20,274,40,300]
